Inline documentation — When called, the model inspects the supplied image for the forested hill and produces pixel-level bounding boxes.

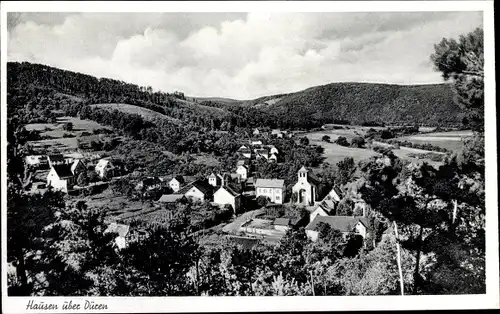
[7,61,464,129]
[241,82,463,127]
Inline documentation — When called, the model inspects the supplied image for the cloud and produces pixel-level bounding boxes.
[7,12,483,99]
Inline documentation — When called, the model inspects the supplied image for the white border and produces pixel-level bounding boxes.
[1,1,498,313]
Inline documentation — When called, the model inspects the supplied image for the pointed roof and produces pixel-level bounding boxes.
[183,179,213,196]
[51,164,73,178]
[105,222,130,237]
[158,194,185,203]
[217,185,240,197]
[298,166,309,173]
[171,175,185,184]
[305,216,369,233]
[70,159,85,174]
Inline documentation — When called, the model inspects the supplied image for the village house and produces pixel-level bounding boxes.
[253,128,260,136]
[273,217,291,232]
[268,153,278,163]
[237,159,250,167]
[95,158,116,179]
[239,148,252,159]
[136,176,163,191]
[213,185,241,213]
[105,222,130,250]
[71,159,87,177]
[157,194,186,206]
[63,152,84,164]
[238,145,249,151]
[182,180,213,202]
[255,178,285,204]
[269,145,279,155]
[271,129,284,138]
[25,155,47,168]
[292,166,321,206]
[305,216,369,242]
[255,148,269,160]
[236,165,250,181]
[208,173,222,187]
[251,140,263,146]
[230,173,242,184]
[47,154,66,167]
[46,164,77,193]
[309,186,343,222]
[169,175,185,192]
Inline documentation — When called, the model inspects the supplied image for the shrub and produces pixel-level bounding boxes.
[321,135,331,143]
[350,136,366,148]
[334,136,349,147]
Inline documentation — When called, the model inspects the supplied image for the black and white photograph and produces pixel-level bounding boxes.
[1,0,497,312]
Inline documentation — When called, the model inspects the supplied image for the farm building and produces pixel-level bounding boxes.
[95,159,115,179]
[255,178,285,204]
[46,164,77,193]
[157,194,186,204]
[213,185,241,213]
[182,180,213,202]
[305,216,369,242]
[236,165,249,181]
[169,175,185,192]
[273,218,291,232]
[208,173,221,187]
[105,222,130,250]
[292,166,321,206]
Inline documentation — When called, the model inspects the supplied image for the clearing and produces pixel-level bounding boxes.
[396,130,473,152]
[91,103,180,124]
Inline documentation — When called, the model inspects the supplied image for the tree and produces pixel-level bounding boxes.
[88,170,99,183]
[62,122,73,131]
[431,28,484,132]
[336,198,353,216]
[350,136,366,148]
[299,136,310,146]
[256,195,269,208]
[336,157,356,186]
[77,172,89,187]
[321,135,331,143]
[334,136,349,147]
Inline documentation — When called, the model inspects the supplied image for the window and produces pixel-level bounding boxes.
[264,188,268,193]
[276,195,281,200]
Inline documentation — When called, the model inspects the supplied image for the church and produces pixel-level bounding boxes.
[292,166,321,206]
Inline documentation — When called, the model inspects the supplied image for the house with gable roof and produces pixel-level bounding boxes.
[95,158,115,179]
[105,222,130,250]
[182,179,213,202]
[305,216,369,242]
[46,164,77,193]
[169,175,185,193]
[255,178,285,204]
[309,185,344,222]
[213,185,241,213]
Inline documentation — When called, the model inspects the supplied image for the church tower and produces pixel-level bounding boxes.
[298,166,309,182]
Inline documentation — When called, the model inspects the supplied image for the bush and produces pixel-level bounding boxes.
[321,135,331,143]
[350,136,366,148]
[334,136,349,147]
[62,122,73,131]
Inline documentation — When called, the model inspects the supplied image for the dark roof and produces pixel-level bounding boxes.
[305,216,369,232]
[52,164,74,178]
[143,177,162,186]
[189,180,213,195]
[48,154,64,162]
[158,194,185,203]
[173,175,185,184]
[274,218,290,226]
[333,186,343,198]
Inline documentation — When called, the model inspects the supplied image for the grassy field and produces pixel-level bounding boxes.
[92,103,180,124]
[26,116,113,153]
[396,130,473,152]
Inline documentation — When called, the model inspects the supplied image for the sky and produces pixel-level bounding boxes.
[7,12,483,99]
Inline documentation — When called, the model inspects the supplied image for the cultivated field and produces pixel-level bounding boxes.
[396,130,473,152]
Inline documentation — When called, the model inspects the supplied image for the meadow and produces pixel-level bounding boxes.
[396,130,473,152]
[91,103,180,123]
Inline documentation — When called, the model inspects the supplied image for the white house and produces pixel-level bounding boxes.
[208,173,221,187]
[305,216,369,242]
[236,165,249,180]
[25,155,45,167]
[253,128,260,136]
[251,140,263,146]
[239,149,252,159]
[47,164,76,193]
[183,180,213,202]
[255,178,285,204]
[269,145,279,155]
[105,222,130,250]
[292,166,321,206]
[169,175,185,193]
[213,186,241,213]
[95,159,115,179]
[268,153,278,163]
[271,129,284,138]
[273,218,291,232]
[327,186,343,202]
[238,145,249,151]
[71,159,87,177]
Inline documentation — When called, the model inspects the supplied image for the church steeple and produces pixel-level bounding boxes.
[298,166,308,182]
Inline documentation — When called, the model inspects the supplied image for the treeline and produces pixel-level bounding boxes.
[245,82,464,128]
